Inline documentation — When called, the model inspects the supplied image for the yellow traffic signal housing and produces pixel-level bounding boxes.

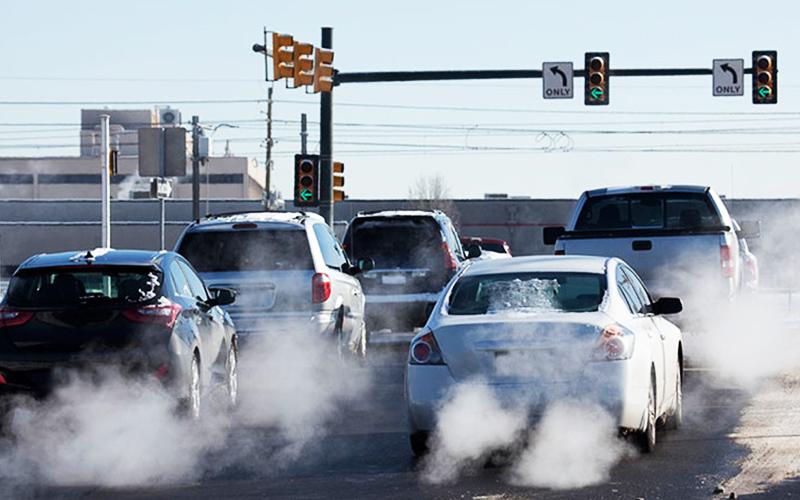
[293,42,314,87]
[313,48,335,93]
[271,33,294,81]
[752,50,777,104]
[585,52,609,106]
[333,161,345,201]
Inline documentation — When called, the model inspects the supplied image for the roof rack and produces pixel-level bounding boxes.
[356,208,439,216]
[202,210,309,220]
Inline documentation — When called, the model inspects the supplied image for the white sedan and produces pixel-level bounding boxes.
[405,255,684,456]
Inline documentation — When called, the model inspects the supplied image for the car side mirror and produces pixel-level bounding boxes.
[342,262,362,276]
[208,287,236,307]
[651,297,682,315]
[464,243,482,259]
[357,257,375,273]
[543,226,566,245]
[737,220,761,240]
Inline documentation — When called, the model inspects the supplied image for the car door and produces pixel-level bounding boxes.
[616,266,666,410]
[313,223,363,341]
[627,267,679,408]
[177,259,225,365]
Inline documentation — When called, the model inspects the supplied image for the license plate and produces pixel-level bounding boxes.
[381,274,407,285]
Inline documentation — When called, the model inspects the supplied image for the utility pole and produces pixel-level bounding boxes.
[191,115,200,222]
[264,85,274,209]
[300,113,308,154]
[318,26,334,226]
[100,114,111,248]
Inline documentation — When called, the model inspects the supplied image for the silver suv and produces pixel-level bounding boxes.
[175,211,367,357]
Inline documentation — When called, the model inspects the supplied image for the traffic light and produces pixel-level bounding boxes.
[271,33,294,81]
[585,52,609,105]
[752,50,777,104]
[313,48,334,93]
[293,42,314,87]
[294,154,319,207]
[333,161,345,201]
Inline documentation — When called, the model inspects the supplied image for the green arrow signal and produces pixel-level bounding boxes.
[591,87,604,99]
[300,188,313,201]
[758,86,771,98]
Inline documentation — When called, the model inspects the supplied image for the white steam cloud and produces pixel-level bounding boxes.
[422,382,526,483]
[0,331,370,487]
[510,400,632,489]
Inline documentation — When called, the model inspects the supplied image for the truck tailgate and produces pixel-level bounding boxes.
[560,233,723,296]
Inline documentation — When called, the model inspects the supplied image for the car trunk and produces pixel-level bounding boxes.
[345,217,450,295]
[0,265,169,360]
[433,313,609,384]
[177,227,316,327]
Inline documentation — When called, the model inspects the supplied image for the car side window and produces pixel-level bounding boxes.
[623,267,652,310]
[616,267,644,315]
[442,220,463,259]
[169,261,193,298]
[313,223,347,270]
[177,260,209,302]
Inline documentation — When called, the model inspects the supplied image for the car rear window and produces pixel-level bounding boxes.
[480,242,507,254]
[575,192,722,231]
[448,272,606,315]
[177,228,313,272]
[6,266,162,308]
[347,217,442,269]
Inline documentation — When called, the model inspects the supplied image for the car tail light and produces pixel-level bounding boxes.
[593,324,635,361]
[153,363,170,380]
[312,273,331,304]
[720,244,735,278]
[0,308,34,328]
[121,300,182,329]
[0,373,6,385]
[410,329,445,365]
[441,242,457,272]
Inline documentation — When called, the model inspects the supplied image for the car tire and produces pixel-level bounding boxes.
[179,353,202,420]
[665,365,682,431]
[224,342,238,409]
[410,431,430,458]
[635,377,657,453]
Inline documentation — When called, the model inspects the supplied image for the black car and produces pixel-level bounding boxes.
[342,210,479,332]
[0,248,238,419]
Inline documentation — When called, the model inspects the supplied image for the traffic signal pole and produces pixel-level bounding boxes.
[319,27,334,226]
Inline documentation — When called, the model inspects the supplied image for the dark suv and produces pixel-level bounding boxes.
[342,210,475,333]
[0,249,238,419]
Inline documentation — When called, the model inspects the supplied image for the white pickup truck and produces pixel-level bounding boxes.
[544,185,758,322]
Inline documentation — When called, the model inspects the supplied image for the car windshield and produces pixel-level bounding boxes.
[6,266,162,308]
[448,272,606,315]
[575,192,722,231]
[177,228,313,272]
[347,217,442,269]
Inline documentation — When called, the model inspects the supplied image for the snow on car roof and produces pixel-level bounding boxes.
[463,255,611,277]
[196,211,324,226]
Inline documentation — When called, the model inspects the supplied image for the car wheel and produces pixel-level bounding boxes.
[635,378,657,453]
[410,431,430,457]
[665,366,682,431]
[186,354,202,420]
[225,343,238,409]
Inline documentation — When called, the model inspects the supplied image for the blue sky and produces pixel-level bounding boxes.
[1,0,798,199]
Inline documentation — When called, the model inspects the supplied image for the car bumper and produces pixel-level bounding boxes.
[364,293,440,331]
[405,360,649,434]
[228,310,338,342]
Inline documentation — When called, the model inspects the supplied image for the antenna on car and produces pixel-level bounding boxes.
[83,250,96,264]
